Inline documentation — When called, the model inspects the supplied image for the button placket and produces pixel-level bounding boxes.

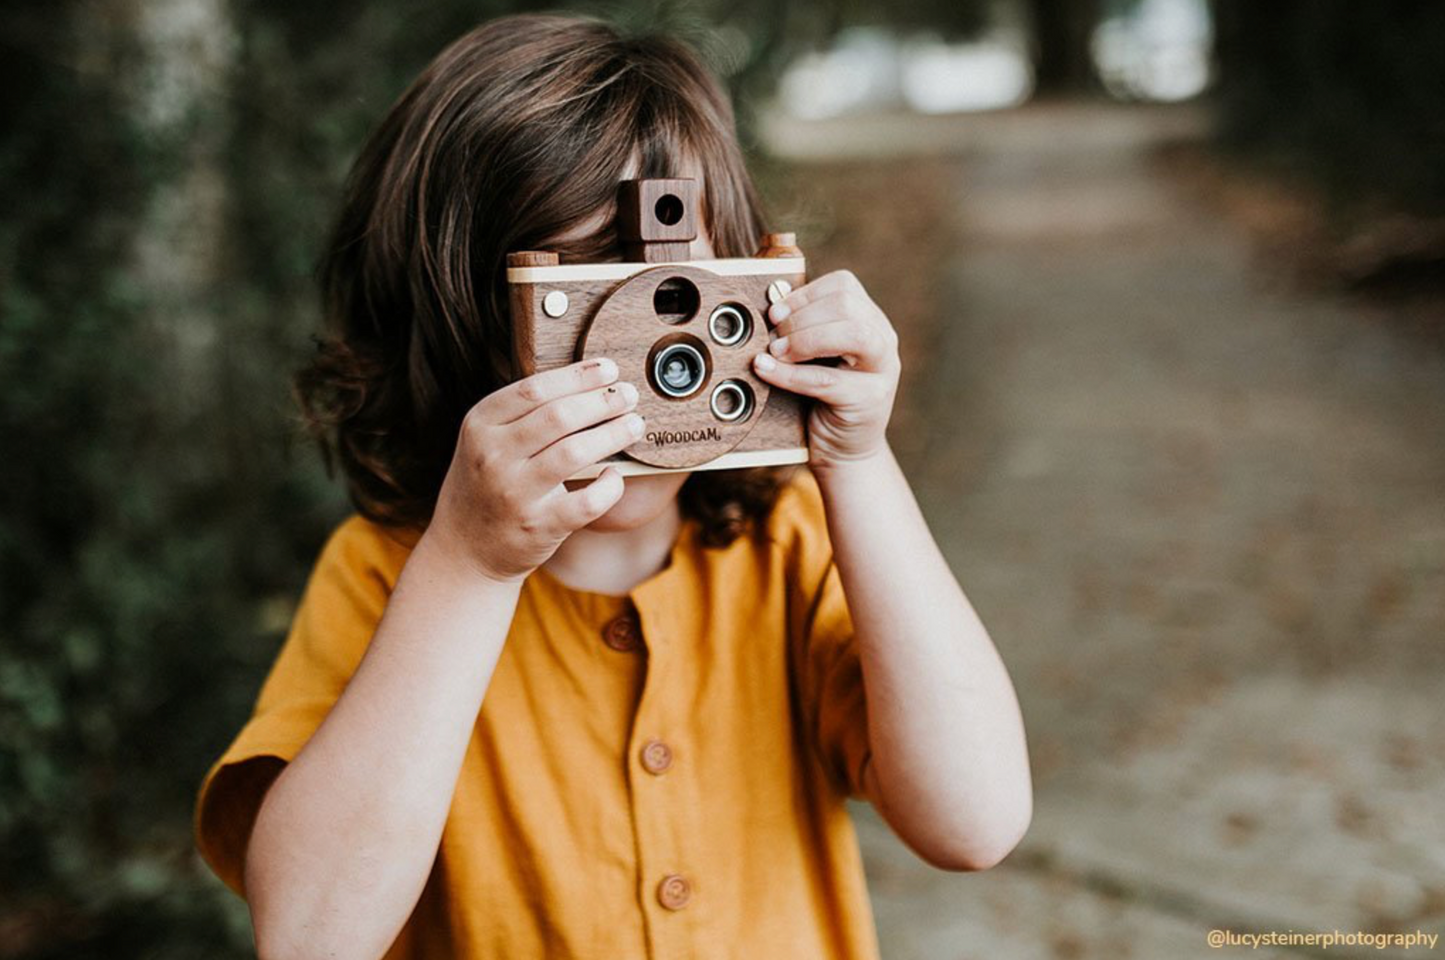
[623,602,701,954]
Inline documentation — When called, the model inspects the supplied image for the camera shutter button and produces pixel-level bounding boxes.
[542,290,569,317]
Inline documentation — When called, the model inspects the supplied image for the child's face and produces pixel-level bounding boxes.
[551,184,718,532]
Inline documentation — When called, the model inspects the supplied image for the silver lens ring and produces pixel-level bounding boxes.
[709,380,754,422]
[652,343,707,398]
[708,304,750,347]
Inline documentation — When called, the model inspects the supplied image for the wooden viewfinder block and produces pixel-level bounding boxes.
[618,179,698,263]
[617,179,698,243]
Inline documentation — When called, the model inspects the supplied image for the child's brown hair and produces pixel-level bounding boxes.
[298,14,789,544]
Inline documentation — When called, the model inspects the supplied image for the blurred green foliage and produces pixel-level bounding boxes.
[0,2,520,955]
[0,2,338,955]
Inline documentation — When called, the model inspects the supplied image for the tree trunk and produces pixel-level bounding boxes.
[1028,0,1100,94]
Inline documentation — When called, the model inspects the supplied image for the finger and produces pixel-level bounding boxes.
[752,352,856,403]
[476,359,619,424]
[528,412,645,485]
[769,289,855,339]
[769,319,891,369]
[549,467,626,531]
[767,270,863,324]
[507,380,640,456]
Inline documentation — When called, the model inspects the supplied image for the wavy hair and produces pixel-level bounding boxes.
[297,14,790,546]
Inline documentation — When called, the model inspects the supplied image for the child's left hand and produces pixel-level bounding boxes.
[753,270,900,471]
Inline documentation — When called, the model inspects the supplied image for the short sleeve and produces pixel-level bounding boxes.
[194,516,411,895]
[778,473,876,803]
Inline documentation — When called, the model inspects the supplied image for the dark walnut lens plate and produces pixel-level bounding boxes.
[577,265,772,469]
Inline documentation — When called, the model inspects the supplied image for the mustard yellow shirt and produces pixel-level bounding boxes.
[195,471,880,958]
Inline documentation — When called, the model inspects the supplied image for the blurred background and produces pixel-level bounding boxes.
[3,0,1443,957]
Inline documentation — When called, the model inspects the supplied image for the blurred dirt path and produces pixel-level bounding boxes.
[771,103,1445,959]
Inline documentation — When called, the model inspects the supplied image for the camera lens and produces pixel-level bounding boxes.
[710,380,754,422]
[708,304,750,347]
[651,342,707,398]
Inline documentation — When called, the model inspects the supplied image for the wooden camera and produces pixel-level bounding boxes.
[507,178,809,478]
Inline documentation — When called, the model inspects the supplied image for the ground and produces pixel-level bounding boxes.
[767,101,1445,960]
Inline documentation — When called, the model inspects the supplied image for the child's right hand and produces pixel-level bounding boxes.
[424,358,642,583]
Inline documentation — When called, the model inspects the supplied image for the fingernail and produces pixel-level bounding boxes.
[771,303,791,321]
[625,413,644,436]
[769,337,788,356]
[618,381,639,405]
[597,358,618,379]
[754,353,776,372]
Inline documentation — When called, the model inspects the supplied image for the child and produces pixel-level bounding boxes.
[195,14,1031,959]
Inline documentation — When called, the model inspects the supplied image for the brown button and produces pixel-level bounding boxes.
[601,614,641,652]
[640,739,673,775]
[656,873,691,910]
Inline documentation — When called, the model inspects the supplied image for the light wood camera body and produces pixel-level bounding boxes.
[507,251,810,478]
